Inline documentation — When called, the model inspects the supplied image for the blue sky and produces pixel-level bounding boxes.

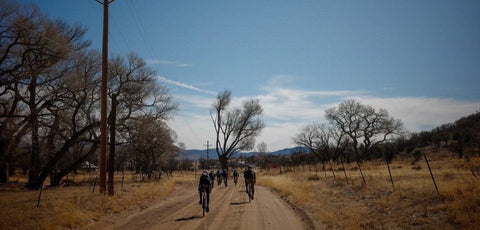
[21,0,480,151]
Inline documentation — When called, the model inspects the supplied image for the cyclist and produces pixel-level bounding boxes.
[198,171,212,212]
[244,166,256,200]
[216,169,223,186]
[233,169,239,185]
[209,170,215,188]
[223,169,228,187]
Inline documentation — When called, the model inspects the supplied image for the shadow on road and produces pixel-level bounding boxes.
[175,215,203,221]
[230,201,249,205]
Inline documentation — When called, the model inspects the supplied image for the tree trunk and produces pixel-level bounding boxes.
[50,143,98,186]
[219,155,229,172]
[0,161,8,183]
[26,122,99,189]
[0,139,9,183]
[27,77,41,189]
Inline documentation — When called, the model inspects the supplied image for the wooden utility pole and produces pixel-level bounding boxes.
[95,0,115,194]
[108,94,117,195]
[204,141,211,169]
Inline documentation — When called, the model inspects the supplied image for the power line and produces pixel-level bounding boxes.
[125,0,158,65]
[88,0,128,53]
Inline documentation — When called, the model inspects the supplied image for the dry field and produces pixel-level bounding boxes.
[2,159,479,230]
[0,171,189,230]
[259,157,480,229]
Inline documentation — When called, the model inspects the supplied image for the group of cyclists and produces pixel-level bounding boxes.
[198,166,256,214]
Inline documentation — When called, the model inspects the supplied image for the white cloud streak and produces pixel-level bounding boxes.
[157,76,217,96]
[146,59,193,67]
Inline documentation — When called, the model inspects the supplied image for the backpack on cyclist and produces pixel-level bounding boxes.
[245,169,254,179]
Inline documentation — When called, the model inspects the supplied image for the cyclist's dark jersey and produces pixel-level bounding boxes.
[198,174,212,192]
[244,169,256,182]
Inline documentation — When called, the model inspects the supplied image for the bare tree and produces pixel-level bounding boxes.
[257,142,267,154]
[108,53,177,148]
[256,142,268,168]
[0,1,91,188]
[0,1,178,188]
[126,116,177,180]
[292,122,338,179]
[210,90,264,171]
[325,99,403,184]
[39,49,102,187]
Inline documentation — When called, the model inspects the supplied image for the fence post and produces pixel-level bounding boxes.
[357,161,366,185]
[424,153,440,195]
[341,158,348,183]
[37,182,44,208]
[121,170,125,192]
[92,176,98,193]
[386,159,394,191]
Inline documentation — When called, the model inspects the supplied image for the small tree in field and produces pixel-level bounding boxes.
[210,90,264,171]
[325,99,403,184]
[256,142,268,169]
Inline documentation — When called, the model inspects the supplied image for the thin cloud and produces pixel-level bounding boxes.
[146,59,194,68]
[168,78,480,151]
[157,76,217,95]
[381,87,395,91]
[257,87,367,121]
[348,96,480,132]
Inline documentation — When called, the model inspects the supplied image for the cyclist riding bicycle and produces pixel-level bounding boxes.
[198,171,212,212]
[244,166,256,200]
[233,169,239,185]
[216,169,223,185]
[209,170,215,188]
[222,169,228,187]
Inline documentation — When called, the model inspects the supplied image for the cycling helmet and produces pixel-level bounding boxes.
[202,171,208,176]
[248,166,252,170]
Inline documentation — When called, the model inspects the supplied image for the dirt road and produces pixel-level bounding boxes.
[86,180,312,230]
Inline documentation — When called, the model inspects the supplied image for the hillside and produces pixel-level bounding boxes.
[179,147,309,160]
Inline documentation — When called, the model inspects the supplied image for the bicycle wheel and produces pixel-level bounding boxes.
[248,184,252,202]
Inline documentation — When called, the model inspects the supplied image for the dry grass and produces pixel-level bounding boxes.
[258,175,312,202]
[259,157,480,229]
[0,172,176,230]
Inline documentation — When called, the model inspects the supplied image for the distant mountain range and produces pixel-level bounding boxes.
[178,146,308,160]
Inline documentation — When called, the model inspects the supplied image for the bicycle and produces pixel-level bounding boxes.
[223,176,228,187]
[201,187,208,217]
[217,176,222,186]
[233,175,238,185]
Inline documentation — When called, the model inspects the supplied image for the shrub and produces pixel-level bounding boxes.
[412,149,422,163]
[411,164,422,170]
